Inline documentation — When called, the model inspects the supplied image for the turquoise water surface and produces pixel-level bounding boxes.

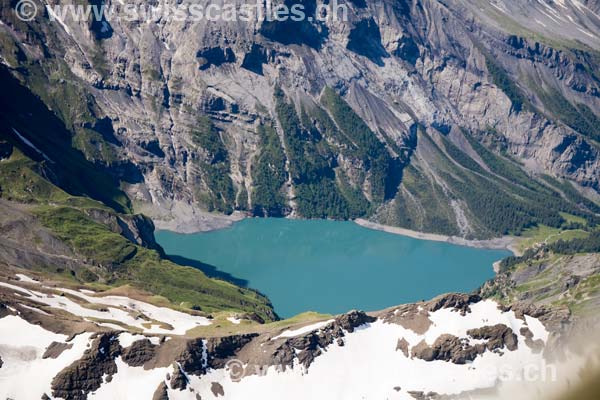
[155,218,510,318]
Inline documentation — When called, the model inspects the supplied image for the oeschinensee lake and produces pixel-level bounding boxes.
[156,218,510,318]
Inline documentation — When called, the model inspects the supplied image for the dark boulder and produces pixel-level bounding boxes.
[408,391,440,400]
[211,382,225,397]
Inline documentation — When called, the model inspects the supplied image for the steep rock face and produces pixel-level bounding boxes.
[0,0,599,237]
[84,208,163,253]
[175,338,208,376]
[121,339,158,367]
[51,333,122,400]
[205,334,258,369]
[170,363,190,390]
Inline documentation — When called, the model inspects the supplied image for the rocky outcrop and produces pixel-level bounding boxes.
[170,363,190,390]
[396,338,409,357]
[175,338,207,376]
[84,208,162,253]
[206,334,258,369]
[412,324,518,364]
[380,293,484,334]
[121,339,157,367]
[152,382,169,400]
[347,17,388,65]
[211,381,225,397]
[467,324,518,352]
[408,391,440,400]
[51,333,122,400]
[42,341,74,359]
[412,335,485,365]
[520,327,544,354]
[427,294,481,315]
[0,302,12,319]
[334,310,376,332]
[270,311,375,368]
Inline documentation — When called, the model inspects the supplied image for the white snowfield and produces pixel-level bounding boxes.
[0,277,581,400]
[0,315,92,400]
[187,300,562,400]
[1,275,211,335]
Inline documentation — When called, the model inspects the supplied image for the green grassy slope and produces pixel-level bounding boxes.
[0,147,277,320]
[481,228,600,317]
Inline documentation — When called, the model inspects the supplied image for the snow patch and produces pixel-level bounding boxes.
[118,333,160,348]
[0,279,211,335]
[88,358,169,399]
[0,315,92,400]
[15,274,38,284]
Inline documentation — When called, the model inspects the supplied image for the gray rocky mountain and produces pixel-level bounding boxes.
[1,0,600,238]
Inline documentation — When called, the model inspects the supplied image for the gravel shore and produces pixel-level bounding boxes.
[152,210,520,257]
[354,219,519,255]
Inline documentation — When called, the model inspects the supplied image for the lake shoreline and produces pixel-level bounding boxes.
[154,213,520,256]
[353,219,519,255]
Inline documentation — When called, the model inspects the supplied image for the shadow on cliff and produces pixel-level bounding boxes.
[166,254,250,288]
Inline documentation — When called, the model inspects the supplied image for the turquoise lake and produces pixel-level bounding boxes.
[155,219,510,318]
